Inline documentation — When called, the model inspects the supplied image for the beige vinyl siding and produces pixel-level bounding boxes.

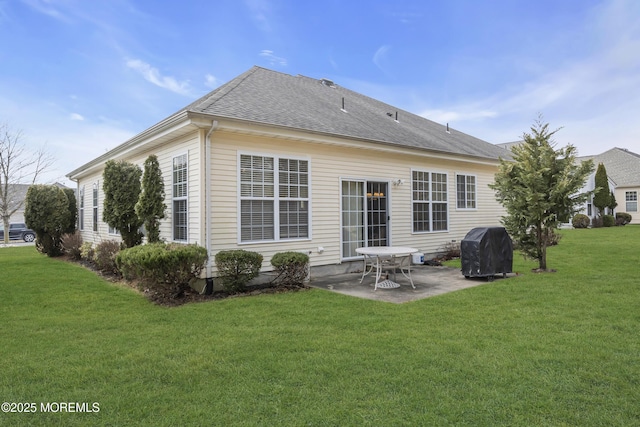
[74,132,203,245]
[209,129,504,271]
[615,186,640,224]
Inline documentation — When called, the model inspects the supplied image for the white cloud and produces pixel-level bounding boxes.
[204,74,218,88]
[20,0,71,22]
[69,113,84,121]
[125,59,193,96]
[373,45,391,72]
[259,50,287,66]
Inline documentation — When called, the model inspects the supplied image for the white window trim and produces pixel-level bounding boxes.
[411,168,449,234]
[237,151,312,244]
[455,173,478,211]
[625,191,638,212]
[79,186,85,231]
[92,181,99,233]
[172,152,189,243]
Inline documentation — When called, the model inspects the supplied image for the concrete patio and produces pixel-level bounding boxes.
[308,265,516,303]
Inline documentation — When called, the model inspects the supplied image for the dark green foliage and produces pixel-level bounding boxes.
[572,214,590,229]
[135,155,166,243]
[616,212,632,225]
[24,184,71,256]
[271,251,310,286]
[593,163,611,217]
[489,117,594,270]
[62,188,77,234]
[94,240,122,274]
[60,231,83,260]
[116,243,208,291]
[602,214,615,227]
[608,190,617,214]
[215,250,263,292]
[103,160,143,248]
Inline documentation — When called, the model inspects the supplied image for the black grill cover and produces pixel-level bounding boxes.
[460,227,513,278]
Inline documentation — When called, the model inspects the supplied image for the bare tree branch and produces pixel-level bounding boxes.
[0,121,56,243]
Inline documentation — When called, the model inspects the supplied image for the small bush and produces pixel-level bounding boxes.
[271,251,310,286]
[438,241,461,260]
[616,212,632,226]
[603,214,615,227]
[215,250,263,293]
[572,214,590,229]
[94,240,122,275]
[592,217,603,228]
[116,243,208,292]
[61,232,83,260]
[80,242,95,262]
[547,229,562,246]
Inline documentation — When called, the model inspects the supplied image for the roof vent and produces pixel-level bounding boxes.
[320,78,336,88]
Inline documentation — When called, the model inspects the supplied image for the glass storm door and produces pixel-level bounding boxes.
[341,180,389,259]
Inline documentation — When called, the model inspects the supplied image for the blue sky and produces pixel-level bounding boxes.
[1,0,639,185]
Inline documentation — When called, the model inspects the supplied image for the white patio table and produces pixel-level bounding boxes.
[355,246,419,291]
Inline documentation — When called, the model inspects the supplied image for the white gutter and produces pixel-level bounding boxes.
[204,120,218,281]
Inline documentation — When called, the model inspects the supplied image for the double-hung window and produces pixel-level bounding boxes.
[240,154,309,242]
[79,187,84,231]
[456,174,476,209]
[412,170,448,232]
[626,191,638,212]
[172,154,188,241]
[92,182,98,232]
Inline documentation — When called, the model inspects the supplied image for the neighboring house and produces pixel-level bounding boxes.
[576,148,640,224]
[66,66,510,280]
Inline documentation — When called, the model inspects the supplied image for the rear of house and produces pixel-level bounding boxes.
[67,66,509,278]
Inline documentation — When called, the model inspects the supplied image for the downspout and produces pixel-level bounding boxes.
[204,120,218,292]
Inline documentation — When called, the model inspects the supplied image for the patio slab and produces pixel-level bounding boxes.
[308,265,515,303]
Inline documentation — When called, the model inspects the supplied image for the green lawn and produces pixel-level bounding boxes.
[1,227,640,426]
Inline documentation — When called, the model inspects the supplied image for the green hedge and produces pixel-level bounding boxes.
[603,214,615,227]
[214,250,263,293]
[116,243,208,288]
[271,251,309,286]
[572,214,590,229]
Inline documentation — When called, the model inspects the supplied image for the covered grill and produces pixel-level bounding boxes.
[460,227,513,279]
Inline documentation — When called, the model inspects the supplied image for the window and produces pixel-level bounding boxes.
[173,154,188,241]
[239,154,309,242]
[412,170,448,232]
[626,191,638,212]
[79,187,84,231]
[92,182,98,232]
[456,174,476,209]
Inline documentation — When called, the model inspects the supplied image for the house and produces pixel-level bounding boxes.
[576,148,640,224]
[66,66,509,283]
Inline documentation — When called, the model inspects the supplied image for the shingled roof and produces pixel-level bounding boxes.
[582,147,640,187]
[182,66,508,160]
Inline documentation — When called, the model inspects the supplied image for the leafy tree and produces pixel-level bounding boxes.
[608,190,617,215]
[489,117,594,271]
[24,185,70,256]
[593,163,611,217]
[135,155,166,243]
[62,187,77,234]
[0,122,54,243]
[102,160,143,248]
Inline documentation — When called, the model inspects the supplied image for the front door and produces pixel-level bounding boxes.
[341,180,389,259]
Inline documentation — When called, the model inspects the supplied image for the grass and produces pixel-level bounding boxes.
[1,227,640,426]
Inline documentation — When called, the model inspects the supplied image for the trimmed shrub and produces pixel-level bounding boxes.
[603,214,615,227]
[115,243,208,291]
[215,250,263,293]
[616,212,632,226]
[94,240,122,275]
[271,251,310,286]
[572,214,590,229]
[592,217,603,228]
[61,232,83,260]
[80,242,95,262]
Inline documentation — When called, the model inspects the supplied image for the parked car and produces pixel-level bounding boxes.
[0,223,36,242]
